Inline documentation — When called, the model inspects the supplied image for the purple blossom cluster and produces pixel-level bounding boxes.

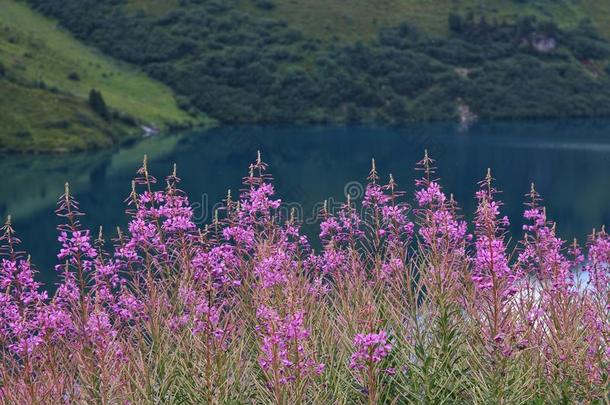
[0,151,609,403]
[349,330,392,370]
[256,305,324,386]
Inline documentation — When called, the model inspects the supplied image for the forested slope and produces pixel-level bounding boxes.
[19,0,610,126]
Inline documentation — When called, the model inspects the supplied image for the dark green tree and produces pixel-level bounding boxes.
[448,13,463,33]
[88,89,109,120]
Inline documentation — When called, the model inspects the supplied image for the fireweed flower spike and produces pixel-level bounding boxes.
[94,227,143,323]
[583,227,610,383]
[517,184,591,386]
[54,183,98,329]
[471,169,520,357]
[350,330,392,404]
[414,152,469,299]
[0,217,51,402]
[0,216,47,358]
[256,306,323,386]
[53,185,129,401]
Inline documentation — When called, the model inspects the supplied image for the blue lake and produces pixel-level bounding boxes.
[2,121,610,287]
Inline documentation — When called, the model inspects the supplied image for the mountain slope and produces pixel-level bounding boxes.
[245,0,593,40]
[0,0,203,152]
[21,0,610,127]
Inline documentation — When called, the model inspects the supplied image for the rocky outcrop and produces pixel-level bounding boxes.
[456,99,478,130]
[531,34,557,53]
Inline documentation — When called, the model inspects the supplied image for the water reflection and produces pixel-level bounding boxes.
[1,120,609,287]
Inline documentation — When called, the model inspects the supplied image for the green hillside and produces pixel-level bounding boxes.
[246,0,591,40]
[125,0,608,40]
[0,0,203,152]
[18,0,610,129]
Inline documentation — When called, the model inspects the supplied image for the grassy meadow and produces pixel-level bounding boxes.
[0,0,203,152]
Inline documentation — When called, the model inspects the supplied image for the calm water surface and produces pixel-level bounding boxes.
[2,121,610,286]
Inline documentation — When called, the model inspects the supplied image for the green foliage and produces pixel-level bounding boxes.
[88,89,110,120]
[23,0,610,126]
[407,304,468,403]
[0,79,127,152]
[252,0,274,11]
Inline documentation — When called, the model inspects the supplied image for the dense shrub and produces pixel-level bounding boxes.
[24,0,610,124]
[13,129,32,139]
[252,0,275,10]
[88,88,109,120]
